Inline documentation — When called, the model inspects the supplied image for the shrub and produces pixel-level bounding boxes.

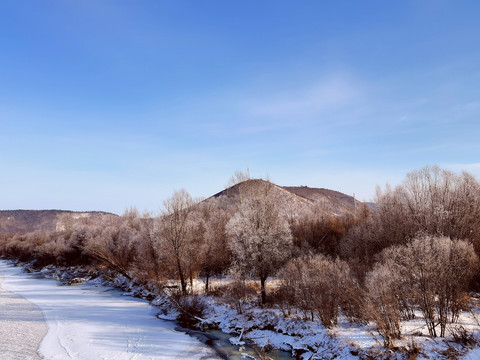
[364,262,403,346]
[370,234,479,338]
[170,292,209,327]
[449,325,477,347]
[279,254,362,327]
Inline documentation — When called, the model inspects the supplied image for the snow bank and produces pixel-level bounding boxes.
[198,300,359,359]
[196,293,480,359]
[0,261,219,360]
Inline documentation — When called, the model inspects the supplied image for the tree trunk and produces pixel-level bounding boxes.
[176,256,187,294]
[260,277,266,305]
[205,272,210,294]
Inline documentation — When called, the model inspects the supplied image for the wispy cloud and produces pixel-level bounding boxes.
[243,74,363,118]
[179,72,367,137]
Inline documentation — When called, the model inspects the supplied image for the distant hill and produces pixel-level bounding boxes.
[0,181,370,233]
[0,210,115,234]
[208,179,368,218]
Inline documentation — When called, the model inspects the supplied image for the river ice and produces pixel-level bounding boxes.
[0,261,220,360]
[0,270,47,359]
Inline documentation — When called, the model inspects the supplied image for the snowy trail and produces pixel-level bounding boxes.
[0,261,220,360]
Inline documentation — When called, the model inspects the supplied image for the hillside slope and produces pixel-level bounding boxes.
[208,179,366,218]
[0,210,114,234]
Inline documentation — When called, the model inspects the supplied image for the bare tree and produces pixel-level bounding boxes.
[196,201,231,293]
[185,215,204,290]
[226,180,293,305]
[372,234,479,338]
[225,168,251,188]
[84,213,138,279]
[342,165,480,282]
[133,211,164,286]
[280,253,361,327]
[154,189,195,294]
[365,261,404,346]
[408,235,478,337]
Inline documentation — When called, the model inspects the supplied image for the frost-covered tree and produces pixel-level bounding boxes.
[364,261,405,346]
[406,235,478,337]
[85,212,139,280]
[154,189,195,294]
[135,211,163,284]
[226,180,293,304]
[371,234,478,338]
[195,201,231,293]
[342,165,480,281]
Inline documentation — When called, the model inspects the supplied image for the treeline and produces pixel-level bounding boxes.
[1,165,480,345]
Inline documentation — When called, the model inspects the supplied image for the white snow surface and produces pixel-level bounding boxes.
[0,270,47,359]
[0,261,219,360]
[4,259,480,360]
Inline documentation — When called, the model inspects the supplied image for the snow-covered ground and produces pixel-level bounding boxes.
[4,258,480,360]
[0,270,47,360]
[194,284,480,359]
[0,261,220,360]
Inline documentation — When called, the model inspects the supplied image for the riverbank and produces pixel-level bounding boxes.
[0,261,220,360]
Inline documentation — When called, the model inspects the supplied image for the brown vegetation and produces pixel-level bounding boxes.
[1,165,480,346]
[0,210,113,234]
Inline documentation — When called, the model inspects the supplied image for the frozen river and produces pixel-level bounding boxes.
[0,261,219,359]
[0,269,47,359]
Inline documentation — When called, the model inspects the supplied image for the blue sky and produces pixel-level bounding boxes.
[1,1,479,214]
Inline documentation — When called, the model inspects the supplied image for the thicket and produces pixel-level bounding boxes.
[342,165,480,282]
[1,165,480,343]
[364,235,478,345]
[279,254,363,327]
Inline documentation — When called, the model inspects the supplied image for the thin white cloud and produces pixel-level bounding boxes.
[244,74,363,118]
[180,73,366,137]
